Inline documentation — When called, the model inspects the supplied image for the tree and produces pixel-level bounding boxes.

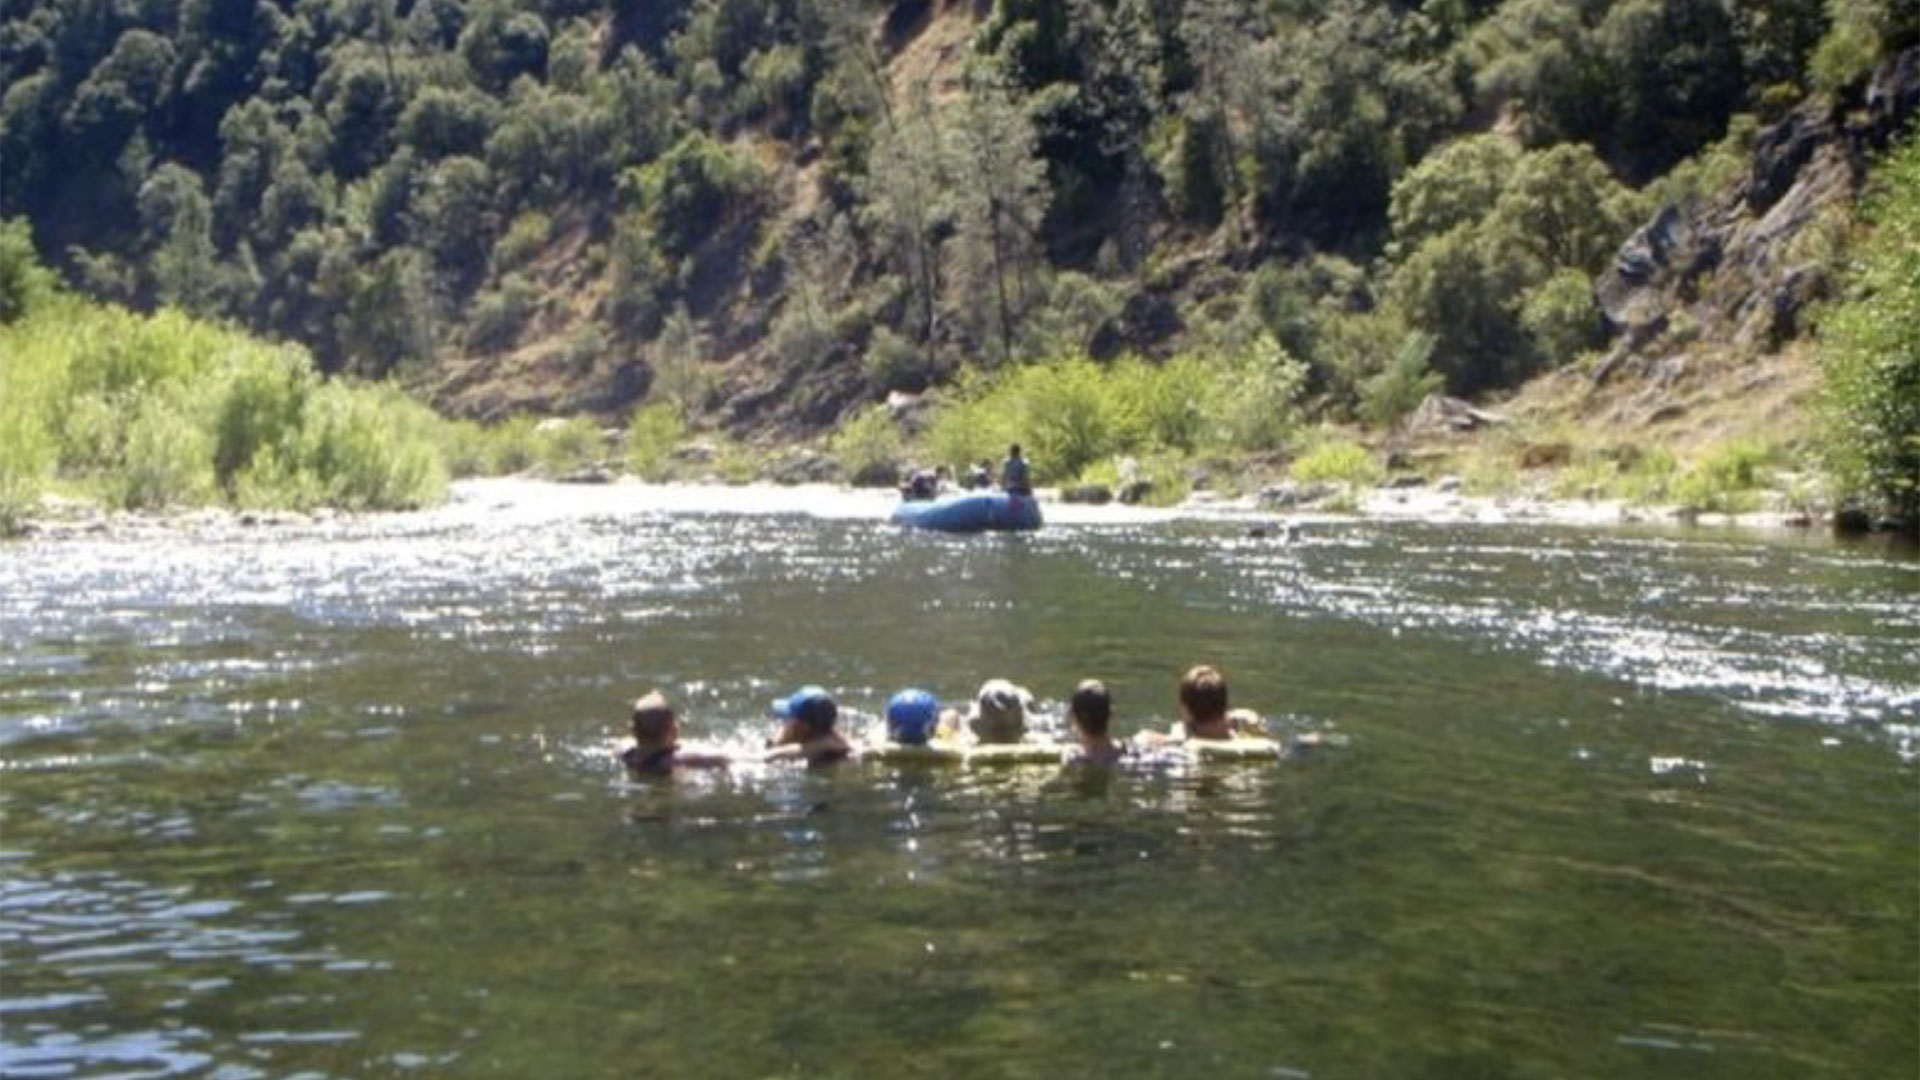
[1388,133,1520,255]
[1820,133,1920,524]
[0,217,56,323]
[1598,0,1746,179]
[859,100,945,342]
[139,164,222,316]
[650,302,713,419]
[945,64,1051,364]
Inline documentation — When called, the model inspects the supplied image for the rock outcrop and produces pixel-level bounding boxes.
[1592,47,1920,386]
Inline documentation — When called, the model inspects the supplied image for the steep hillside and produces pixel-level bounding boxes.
[3,0,1917,456]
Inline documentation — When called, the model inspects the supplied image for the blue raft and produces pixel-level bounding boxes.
[890,492,1043,532]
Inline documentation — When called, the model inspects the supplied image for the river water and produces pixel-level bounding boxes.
[2,480,1915,1079]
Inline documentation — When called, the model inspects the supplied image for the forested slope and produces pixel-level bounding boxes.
[3,0,1915,448]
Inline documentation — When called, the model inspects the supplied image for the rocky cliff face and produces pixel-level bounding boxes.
[1593,48,1920,388]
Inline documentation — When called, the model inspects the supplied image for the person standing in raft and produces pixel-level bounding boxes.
[1064,679,1127,766]
[999,444,1034,497]
[620,690,731,774]
[766,686,851,766]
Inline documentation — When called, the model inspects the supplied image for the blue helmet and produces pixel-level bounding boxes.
[772,685,838,732]
[885,689,940,745]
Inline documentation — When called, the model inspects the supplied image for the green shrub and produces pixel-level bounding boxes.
[0,267,458,517]
[1221,335,1310,452]
[299,383,449,509]
[531,417,607,477]
[831,406,904,487]
[0,401,55,532]
[1519,270,1604,366]
[926,370,1019,476]
[1820,131,1920,524]
[627,402,686,480]
[1113,353,1216,454]
[210,347,313,494]
[117,393,215,510]
[492,211,552,274]
[1007,355,1130,482]
[1671,441,1771,512]
[466,274,541,353]
[1618,447,1680,503]
[439,419,499,479]
[862,325,932,392]
[0,217,56,323]
[484,416,544,474]
[1291,439,1384,489]
[1357,332,1443,427]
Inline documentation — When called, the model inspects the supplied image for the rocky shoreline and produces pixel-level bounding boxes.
[7,474,1898,545]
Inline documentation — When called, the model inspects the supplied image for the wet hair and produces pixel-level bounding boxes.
[631,690,676,742]
[1069,679,1112,737]
[1178,665,1228,725]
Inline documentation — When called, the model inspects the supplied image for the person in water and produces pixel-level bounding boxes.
[1176,664,1235,740]
[767,685,851,765]
[1064,679,1126,766]
[620,690,731,773]
[1136,664,1258,746]
[967,678,1035,743]
[885,688,942,745]
[999,444,1033,497]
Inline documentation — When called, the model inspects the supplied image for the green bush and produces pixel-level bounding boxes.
[299,383,449,510]
[439,420,498,479]
[862,325,932,392]
[1291,439,1384,489]
[1220,335,1310,452]
[210,346,314,494]
[0,217,56,323]
[0,400,55,532]
[1820,131,1920,524]
[830,406,904,487]
[627,402,687,480]
[1357,332,1443,427]
[532,417,607,477]
[117,393,215,510]
[1671,441,1772,512]
[0,253,458,517]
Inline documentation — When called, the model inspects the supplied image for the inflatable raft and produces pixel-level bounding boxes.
[890,492,1042,532]
[858,737,1285,767]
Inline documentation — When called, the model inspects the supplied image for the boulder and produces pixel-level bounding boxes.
[1117,480,1155,505]
[1258,481,1336,508]
[1061,484,1114,505]
[1832,505,1873,534]
[556,466,616,484]
[1406,394,1507,434]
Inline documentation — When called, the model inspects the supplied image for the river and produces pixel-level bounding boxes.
[2,480,1915,1078]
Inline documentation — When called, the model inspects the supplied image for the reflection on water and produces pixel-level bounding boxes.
[1,480,1914,1078]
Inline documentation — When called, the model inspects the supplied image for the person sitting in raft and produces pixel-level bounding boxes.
[999,444,1034,497]
[967,678,1036,744]
[967,460,993,490]
[1064,679,1127,766]
[767,685,851,766]
[620,690,731,773]
[901,466,940,501]
[885,688,942,746]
